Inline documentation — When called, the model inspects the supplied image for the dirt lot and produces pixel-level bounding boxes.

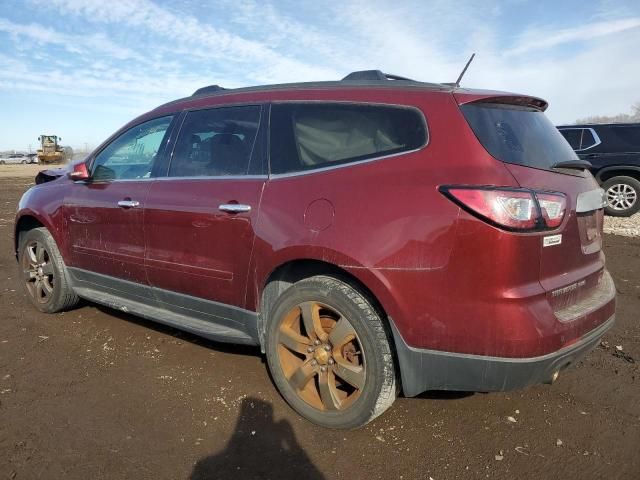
[0,167,638,480]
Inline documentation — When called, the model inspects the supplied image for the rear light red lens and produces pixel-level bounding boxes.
[440,186,566,231]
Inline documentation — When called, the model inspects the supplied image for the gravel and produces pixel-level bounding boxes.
[604,213,640,237]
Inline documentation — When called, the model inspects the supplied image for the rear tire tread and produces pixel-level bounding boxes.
[266,274,397,428]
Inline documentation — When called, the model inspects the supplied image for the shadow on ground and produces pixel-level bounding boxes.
[190,397,324,480]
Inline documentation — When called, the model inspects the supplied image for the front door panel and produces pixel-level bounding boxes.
[143,104,266,309]
[65,181,151,284]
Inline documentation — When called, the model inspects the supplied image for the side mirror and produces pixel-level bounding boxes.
[69,162,90,181]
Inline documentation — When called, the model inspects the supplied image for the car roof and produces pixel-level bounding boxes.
[138,70,547,124]
[157,79,453,110]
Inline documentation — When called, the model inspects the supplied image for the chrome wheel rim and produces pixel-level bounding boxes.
[606,183,637,211]
[277,301,366,411]
[21,240,55,304]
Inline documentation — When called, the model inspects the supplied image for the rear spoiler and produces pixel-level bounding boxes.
[454,92,548,111]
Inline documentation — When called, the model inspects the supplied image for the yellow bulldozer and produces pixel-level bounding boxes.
[36,135,72,164]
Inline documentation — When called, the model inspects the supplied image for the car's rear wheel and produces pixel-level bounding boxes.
[265,275,397,429]
[603,176,640,217]
[19,227,79,313]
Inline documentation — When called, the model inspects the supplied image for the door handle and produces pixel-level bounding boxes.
[218,203,251,213]
[117,199,140,208]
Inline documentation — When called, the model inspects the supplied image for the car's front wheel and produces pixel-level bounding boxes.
[265,275,397,429]
[18,227,79,313]
[603,176,640,217]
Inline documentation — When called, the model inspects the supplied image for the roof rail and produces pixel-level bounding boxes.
[192,85,226,96]
[341,70,416,82]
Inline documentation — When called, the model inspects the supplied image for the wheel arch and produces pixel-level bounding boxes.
[14,214,45,258]
[595,166,640,183]
[257,258,400,353]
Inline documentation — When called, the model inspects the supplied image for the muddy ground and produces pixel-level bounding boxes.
[0,170,638,480]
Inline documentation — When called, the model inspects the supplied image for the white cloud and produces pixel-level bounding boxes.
[0,18,143,61]
[27,0,340,82]
[0,0,638,149]
[507,17,640,55]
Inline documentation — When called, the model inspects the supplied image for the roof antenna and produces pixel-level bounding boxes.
[453,53,475,87]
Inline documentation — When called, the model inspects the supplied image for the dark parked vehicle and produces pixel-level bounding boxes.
[558,123,640,216]
[15,72,615,428]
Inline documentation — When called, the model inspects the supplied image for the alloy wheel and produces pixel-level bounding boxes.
[606,183,637,211]
[22,240,55,304]
[276,301,366,411]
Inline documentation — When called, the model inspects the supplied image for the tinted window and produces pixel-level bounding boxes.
[580,128,597,150]
[559,129,582,150]
[601,125,640,152]
[169,106,262,177]
[461,104,578,170]
[92,116,173,181]
[270,103,427,174]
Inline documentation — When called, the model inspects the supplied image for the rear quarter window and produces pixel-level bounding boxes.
[269,103,427,174]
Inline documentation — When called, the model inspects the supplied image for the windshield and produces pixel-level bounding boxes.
[461,103,578,170]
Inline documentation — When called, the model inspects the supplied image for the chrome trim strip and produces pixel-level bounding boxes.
[583,127,602,151]
[87,175,268,184]
[268,146,425,179]
[576,188,606,213]
[155,175,268,181]
[558,127,602,152]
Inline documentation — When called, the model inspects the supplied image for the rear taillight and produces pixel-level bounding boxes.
[440,186,566,231]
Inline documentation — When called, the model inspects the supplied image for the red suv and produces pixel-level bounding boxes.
[14,71,616,428]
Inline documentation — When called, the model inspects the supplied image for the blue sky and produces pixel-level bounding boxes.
[1,0,639,151]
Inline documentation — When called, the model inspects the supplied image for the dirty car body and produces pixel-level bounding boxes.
[14,72,616,427]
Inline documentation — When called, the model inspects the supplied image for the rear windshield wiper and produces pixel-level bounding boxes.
[551,160,593,170]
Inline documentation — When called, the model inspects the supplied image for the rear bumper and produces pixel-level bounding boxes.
[392,315,615,397]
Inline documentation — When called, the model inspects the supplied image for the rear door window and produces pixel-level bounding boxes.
[168,105,263,177]
[461,103,578,170]
[270,103,427,174]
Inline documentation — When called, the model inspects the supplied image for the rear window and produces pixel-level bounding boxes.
[461,103,578,170]
[270,103,427,174]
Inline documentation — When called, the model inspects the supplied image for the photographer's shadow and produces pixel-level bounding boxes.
[190,397,324,480]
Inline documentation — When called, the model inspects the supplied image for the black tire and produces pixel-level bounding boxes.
[602,176,640,217]
[0,160,5,165]
[18,227,79,313]
[265,275,397,429]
